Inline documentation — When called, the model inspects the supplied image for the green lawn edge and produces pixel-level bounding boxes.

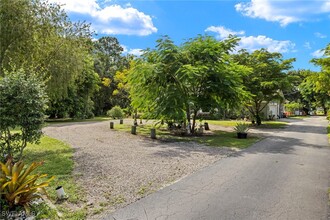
[25,136,87,219]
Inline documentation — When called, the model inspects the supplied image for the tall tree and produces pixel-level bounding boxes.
[0,0,93,99]
[286,69,312,114]
[129,35,247,133]
[92,37,129,115]
[309,44,330,114]
[300,71,330,115]
[233,49,295,125]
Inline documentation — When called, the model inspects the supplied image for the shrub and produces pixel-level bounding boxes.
[234,122,249,133]
[0,160,54,214]
[0,69,47,162]
[107,106,124,119]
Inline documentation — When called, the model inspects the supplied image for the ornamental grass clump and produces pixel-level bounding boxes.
[233,122,250,134]
[0,159,54,214]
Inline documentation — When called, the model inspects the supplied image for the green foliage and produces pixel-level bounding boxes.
[129,35,248,133]
[0,69,47,161]
[25,136,87,219]
[299,70,330,115]
[0,159,54,213]
[233,49,295,125]
[0,0,93,99]
[233,122,250,133]
[107,106,124,119]
[46,56,100,119]
[92,37,131,115]
[285,102,302,114]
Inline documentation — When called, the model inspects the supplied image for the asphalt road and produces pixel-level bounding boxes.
[106,117,330,220]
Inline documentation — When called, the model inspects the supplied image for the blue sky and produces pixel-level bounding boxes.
[50,0,330,70]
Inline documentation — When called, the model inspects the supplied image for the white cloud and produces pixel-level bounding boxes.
[50,0,157,36]
[121,45,143,56]
[322,0,330,12]
[50,0,99,14]
[206,26,295,53]
[311,49,324,58]
[304,42,312,50]
[315,32,327,39]
[239,36,295,53]
[235,0,330,26]
[205,26,245,39]
[128,49,143,56]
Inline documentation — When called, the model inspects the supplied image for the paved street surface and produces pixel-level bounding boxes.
[107,117,330,220]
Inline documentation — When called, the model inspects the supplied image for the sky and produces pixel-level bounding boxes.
[49,0,330,70]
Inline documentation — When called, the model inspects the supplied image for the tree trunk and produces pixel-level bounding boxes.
[186,107,191,134]
[256,113,262,126]
[323,107,328,116]
[191,110,198,134]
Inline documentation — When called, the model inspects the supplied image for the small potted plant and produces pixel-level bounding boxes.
[234,122,249,139]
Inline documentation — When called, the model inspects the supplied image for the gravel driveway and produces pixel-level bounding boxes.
[43,121,235,219]
[108,116,330,220]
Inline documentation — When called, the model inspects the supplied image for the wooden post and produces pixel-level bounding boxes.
[204,122,210,130]
[150,128,156,139]
[131,125,137,135]
[120,119,123,124]
[110,122,114,129]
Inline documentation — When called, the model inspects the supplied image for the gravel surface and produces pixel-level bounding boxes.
[43,121,235,219]
[108,117,330,220]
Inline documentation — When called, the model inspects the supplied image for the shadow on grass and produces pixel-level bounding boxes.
[140,118,330,159]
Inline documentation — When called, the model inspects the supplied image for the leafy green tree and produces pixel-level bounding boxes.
[309,45,330,115]
[286,70,312,114]
[46,56,100,119]
[233,49,295,125]
[92,37,130,115]
[300,71,330,115]
[310,45,330,95]
[129,35,247,133]
[0,68,47,161]
[284,102,303,114]
[0,0,93,99]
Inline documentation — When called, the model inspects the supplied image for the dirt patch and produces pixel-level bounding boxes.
[43,121,235,219]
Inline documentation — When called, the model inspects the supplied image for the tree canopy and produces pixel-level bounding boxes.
[233,49,295,124]
[0,0,93,99]
[129,35,249,133]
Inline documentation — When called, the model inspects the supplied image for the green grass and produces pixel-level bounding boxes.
[257,121,288,129]
[25,136,87,219]
[287,115,310,119]
[197,131,260,149]
[45,116,112,125]
[113,123,260,149]
[206,120,288,129]
[206,120,242,127]
[327,125,330,142]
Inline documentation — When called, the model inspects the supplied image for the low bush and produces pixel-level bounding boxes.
[107,106,124,119]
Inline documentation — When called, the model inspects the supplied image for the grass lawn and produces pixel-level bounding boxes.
[113,124,261,149]
[198,131,260,149]
[25,136,87,219]
[45,116,112,125]
[206,120,288,129]
[287,115,310,119]
[327,124,330,142]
